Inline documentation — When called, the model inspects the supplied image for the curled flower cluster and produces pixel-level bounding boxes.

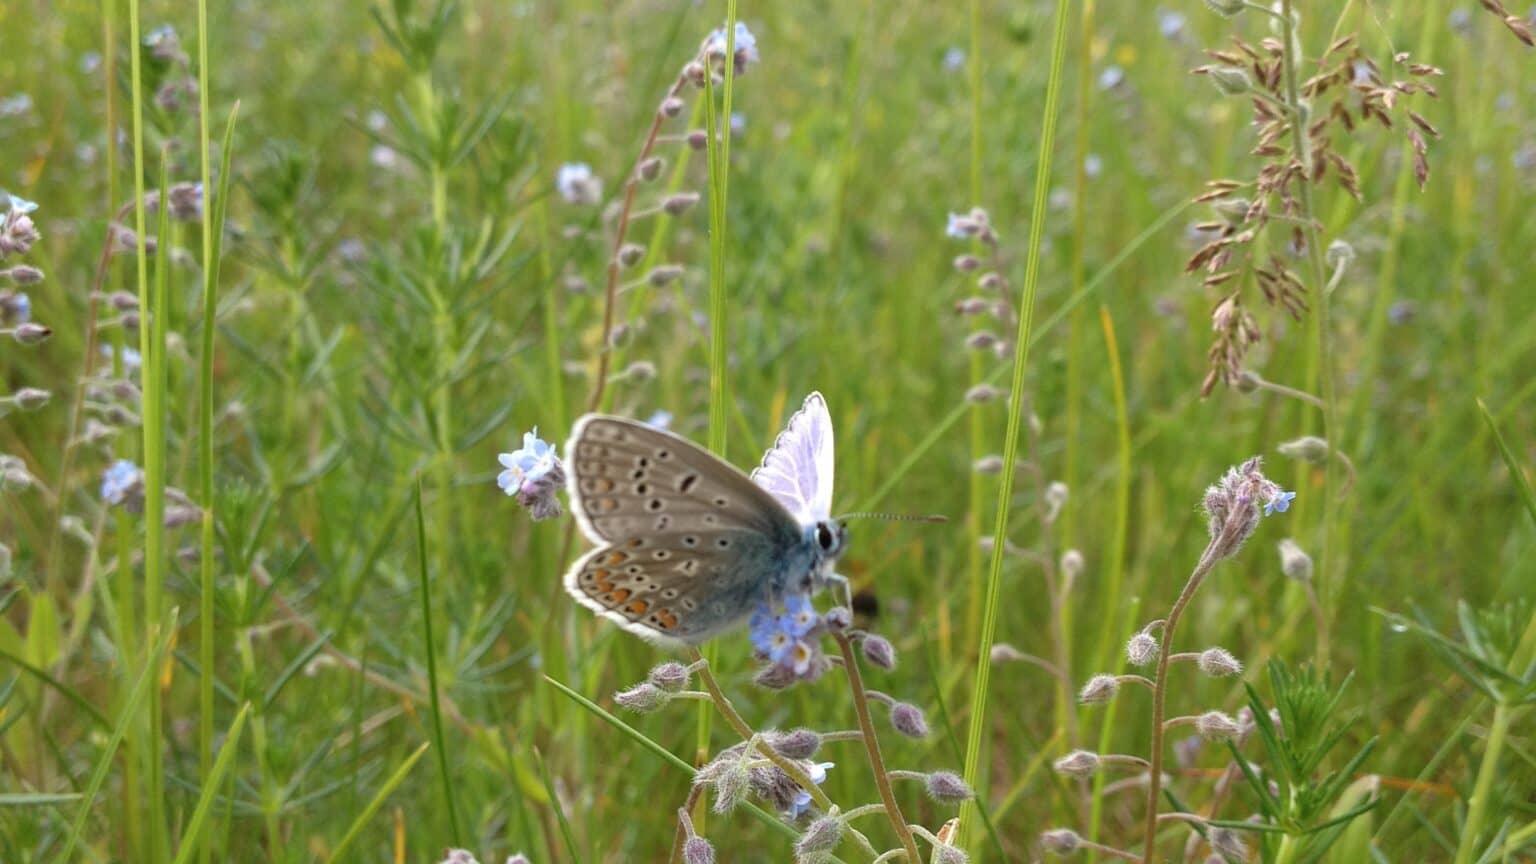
[496,428,564,521]
[749,593,830,683]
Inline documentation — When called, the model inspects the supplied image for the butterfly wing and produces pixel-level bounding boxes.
[750,391,835,525]
[563,415,808,646]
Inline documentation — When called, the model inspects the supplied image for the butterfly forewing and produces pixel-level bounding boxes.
[751,391,834,526]
[564,416,807,645]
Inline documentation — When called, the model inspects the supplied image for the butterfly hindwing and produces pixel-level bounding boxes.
[567,527,798,645]
[563,415,809,645]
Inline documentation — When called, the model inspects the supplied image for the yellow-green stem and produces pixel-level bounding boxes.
[958,0,1072,847]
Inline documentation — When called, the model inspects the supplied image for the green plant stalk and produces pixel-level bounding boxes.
[958,0,1072,847]
[1086,303,1130,862]
[1280,0,1340,624]
[1062,0,1094,553]
[101,0,146,855]
[960,0,985,670]
[411,66,458,601]
[697,0,739,773]
[414,481,462,841]
[127,0,170,849]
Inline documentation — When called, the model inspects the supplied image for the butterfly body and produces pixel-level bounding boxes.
[563,394,843,647]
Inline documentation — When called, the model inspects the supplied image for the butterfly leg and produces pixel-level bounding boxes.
[824,571,853,611]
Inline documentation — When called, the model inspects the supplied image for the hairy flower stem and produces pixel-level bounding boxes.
[833,632,922,863]
[587,66,696,415]
[1140,545,1221,864]
[685,650,836,813]
[667,784,706,864]
[1279,0,1340,634]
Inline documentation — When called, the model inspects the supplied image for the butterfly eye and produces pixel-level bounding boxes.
[816,523,835,551]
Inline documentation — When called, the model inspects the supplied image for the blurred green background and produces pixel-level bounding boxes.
[1,0,1533,860]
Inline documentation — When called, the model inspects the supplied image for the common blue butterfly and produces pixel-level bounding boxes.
[563,392,845,646]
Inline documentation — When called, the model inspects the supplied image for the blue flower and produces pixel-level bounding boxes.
[705,21,759,69]
[2,291,29,323]
[945,212,972,239]
[750,603,778,653]
[780,593,818,638]
[943,46,965,72]
[1264,490,1296,516]
[101,344,142,373]
[5,194,38,215]
[556,163,602,206]
[788,761,834,820]
[497,428,559,495]
[101,459,142,505]
[644,410,673,430]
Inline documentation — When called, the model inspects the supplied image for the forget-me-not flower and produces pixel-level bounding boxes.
[788,762,834,819]
[705,21,759,73]
[1264,490,1296,515]
[101,459,143,505]
[498,428,565,520]
[555,163,602,206]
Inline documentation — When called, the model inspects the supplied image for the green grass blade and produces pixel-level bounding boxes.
[324,741,431,864]
[415,479,462,842]
[958,0,1073,847]
[170,702,250,864]
[59,611,178,863]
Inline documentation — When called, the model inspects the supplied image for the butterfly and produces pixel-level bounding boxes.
[563,392,847,647]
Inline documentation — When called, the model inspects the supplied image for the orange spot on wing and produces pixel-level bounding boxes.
[627,599,649,615]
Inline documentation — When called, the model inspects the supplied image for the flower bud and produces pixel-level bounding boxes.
[965,384,1004,403]
[13,387,51,411]
[1196,710,1242,741]
[1060,549,1085,580]
[1053,750,1101,777]
[1041,829,1082,854]
[638,157,664,181]
[861,634,896,671]
[648,662,690,693]
[795,815,843,857]
[932,846,969,864]
[1208,66,1253,95]
[3,265,44,285]
[614,682,670,713]
[990,643,1025,663]
[1044,482,1069,522]
[1198,647,1243,678]
[1276,435,1330,465]
[889,702,929,738]
[617,243,645,268]
[1204,0,1246,15]
[964,331,999,350]
[648,265,685,286]
[768,728,822,760]
[1325,240,1355,271]
[1277,538,1313,581]
[1210,827,1249,862]
[683,837,715,864]
[924,771,973,803]
[1079,674,1120,705]
[687,130,710,150]
[823,606,852,633]
[953,254,980,272]
[954,296,989,315]
[663,192,700,215]
[660,97,685,118]
[1126,632,1160,667]
[973,456,1004,474]
[12,322,51,344]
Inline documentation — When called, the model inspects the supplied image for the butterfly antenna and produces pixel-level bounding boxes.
[836,512,948,524]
